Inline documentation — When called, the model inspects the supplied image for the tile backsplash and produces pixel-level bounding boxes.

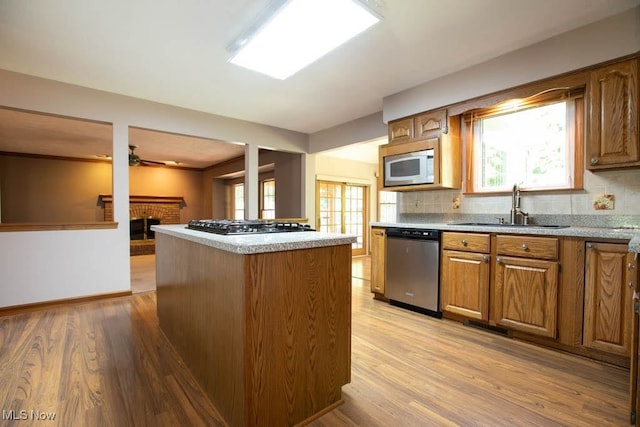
[398,168,640,227]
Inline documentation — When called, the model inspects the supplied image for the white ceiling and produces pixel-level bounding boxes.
[0,0,638,163]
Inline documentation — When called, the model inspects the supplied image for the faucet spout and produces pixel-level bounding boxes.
[510,183,527,224]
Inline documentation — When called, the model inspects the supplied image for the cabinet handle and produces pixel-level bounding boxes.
[461,239,467,246]
[521,243,529,251]
[629,263,636,271]
[482,255,489,263]
[586,243,593,249]
[496,257,502,264]
[374,231,384,236]
[629,282,635,289]
[590,157,599,165]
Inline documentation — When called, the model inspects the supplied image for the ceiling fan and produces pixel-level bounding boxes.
[128,145,165,166]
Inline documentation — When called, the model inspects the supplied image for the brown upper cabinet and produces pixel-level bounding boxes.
[387,109,448,145]
[588,58,639,169]
[414,109,447,139]
[388,117,413,143]
[387,117,414,144]
[380,109,461,191]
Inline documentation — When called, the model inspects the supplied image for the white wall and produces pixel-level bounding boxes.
[383,6,640,122]
[0,70,307,308]
[308,111,387,153]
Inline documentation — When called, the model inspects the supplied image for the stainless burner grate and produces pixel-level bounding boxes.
[186,219,314,235]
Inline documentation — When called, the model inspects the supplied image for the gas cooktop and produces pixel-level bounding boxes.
[186,219,314,235]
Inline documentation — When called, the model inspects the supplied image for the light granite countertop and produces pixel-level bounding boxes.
[371,222,640,253]
[152,224,357,255]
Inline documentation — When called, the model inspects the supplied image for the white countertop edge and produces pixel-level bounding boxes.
[371,222,640,253]
[152,224,357,254]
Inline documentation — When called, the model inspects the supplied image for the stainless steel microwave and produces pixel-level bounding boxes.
[383,149,434,187]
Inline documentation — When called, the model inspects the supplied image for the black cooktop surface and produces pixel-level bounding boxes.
[186,219,314,235]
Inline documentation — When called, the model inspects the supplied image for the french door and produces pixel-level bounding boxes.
[316,180,368,256]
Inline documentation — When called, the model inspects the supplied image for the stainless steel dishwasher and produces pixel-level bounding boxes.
[385,227,442,318]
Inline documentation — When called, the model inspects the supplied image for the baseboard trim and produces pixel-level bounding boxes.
[464,319,511,337]
[0,291,133,316]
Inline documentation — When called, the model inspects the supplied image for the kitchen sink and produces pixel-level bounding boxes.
[450,222,570,229]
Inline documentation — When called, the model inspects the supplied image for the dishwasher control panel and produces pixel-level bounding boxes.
[386,227,440,240]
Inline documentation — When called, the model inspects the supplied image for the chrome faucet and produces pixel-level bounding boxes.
[510,183,528,225]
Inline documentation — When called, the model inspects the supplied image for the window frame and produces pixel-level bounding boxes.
[464,88,584,195]
[232,183,244,220]
[260,179,276,219]
[226,174,275,220]
[377,190,397,223]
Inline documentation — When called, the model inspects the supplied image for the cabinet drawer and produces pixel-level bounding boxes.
[496,235,558,260]
[442,232,490,253]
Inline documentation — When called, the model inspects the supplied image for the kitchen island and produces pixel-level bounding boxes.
[152,224,355,427]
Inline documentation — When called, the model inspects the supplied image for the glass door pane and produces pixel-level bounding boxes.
[318,181,342,234]
[344,184,364,254]
[316,180,368,256]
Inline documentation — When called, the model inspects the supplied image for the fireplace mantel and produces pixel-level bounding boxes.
[98,195,185,205]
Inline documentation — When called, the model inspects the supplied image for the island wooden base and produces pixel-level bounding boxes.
[155,233,352,426]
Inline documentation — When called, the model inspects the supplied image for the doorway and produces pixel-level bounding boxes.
[316,180,368,256]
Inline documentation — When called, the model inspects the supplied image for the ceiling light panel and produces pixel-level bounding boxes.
[229,0,380,80]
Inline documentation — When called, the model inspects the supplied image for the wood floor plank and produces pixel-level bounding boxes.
[0,256,631,426]
[310,277,629,426]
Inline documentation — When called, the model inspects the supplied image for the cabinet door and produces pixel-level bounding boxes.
[494,256,558,338]
[388,118,414,144]
[441,250,490,320]
[370,228,386,295]
[414,109,446,139]
[588,59,639,168]
[584,242,636,356]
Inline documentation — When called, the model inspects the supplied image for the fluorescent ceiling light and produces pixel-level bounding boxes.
[229,0,380,80]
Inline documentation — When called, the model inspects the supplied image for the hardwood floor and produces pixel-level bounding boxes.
[0,256,629,426]
[130,254,156,294]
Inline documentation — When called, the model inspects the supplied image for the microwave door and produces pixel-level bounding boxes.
[384,149,434,186]
[386,156,423,186]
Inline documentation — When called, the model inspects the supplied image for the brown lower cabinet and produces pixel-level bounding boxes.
[441,232,491,320]
[370,227,387,299]
[493,235,560,339]
[439,231,636,362]
[494,255,559,338]
[584,242,637,356]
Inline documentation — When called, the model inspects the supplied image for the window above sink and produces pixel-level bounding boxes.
[465,86,585,194]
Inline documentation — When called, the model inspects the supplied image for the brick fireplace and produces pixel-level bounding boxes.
[99,195,185,255]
